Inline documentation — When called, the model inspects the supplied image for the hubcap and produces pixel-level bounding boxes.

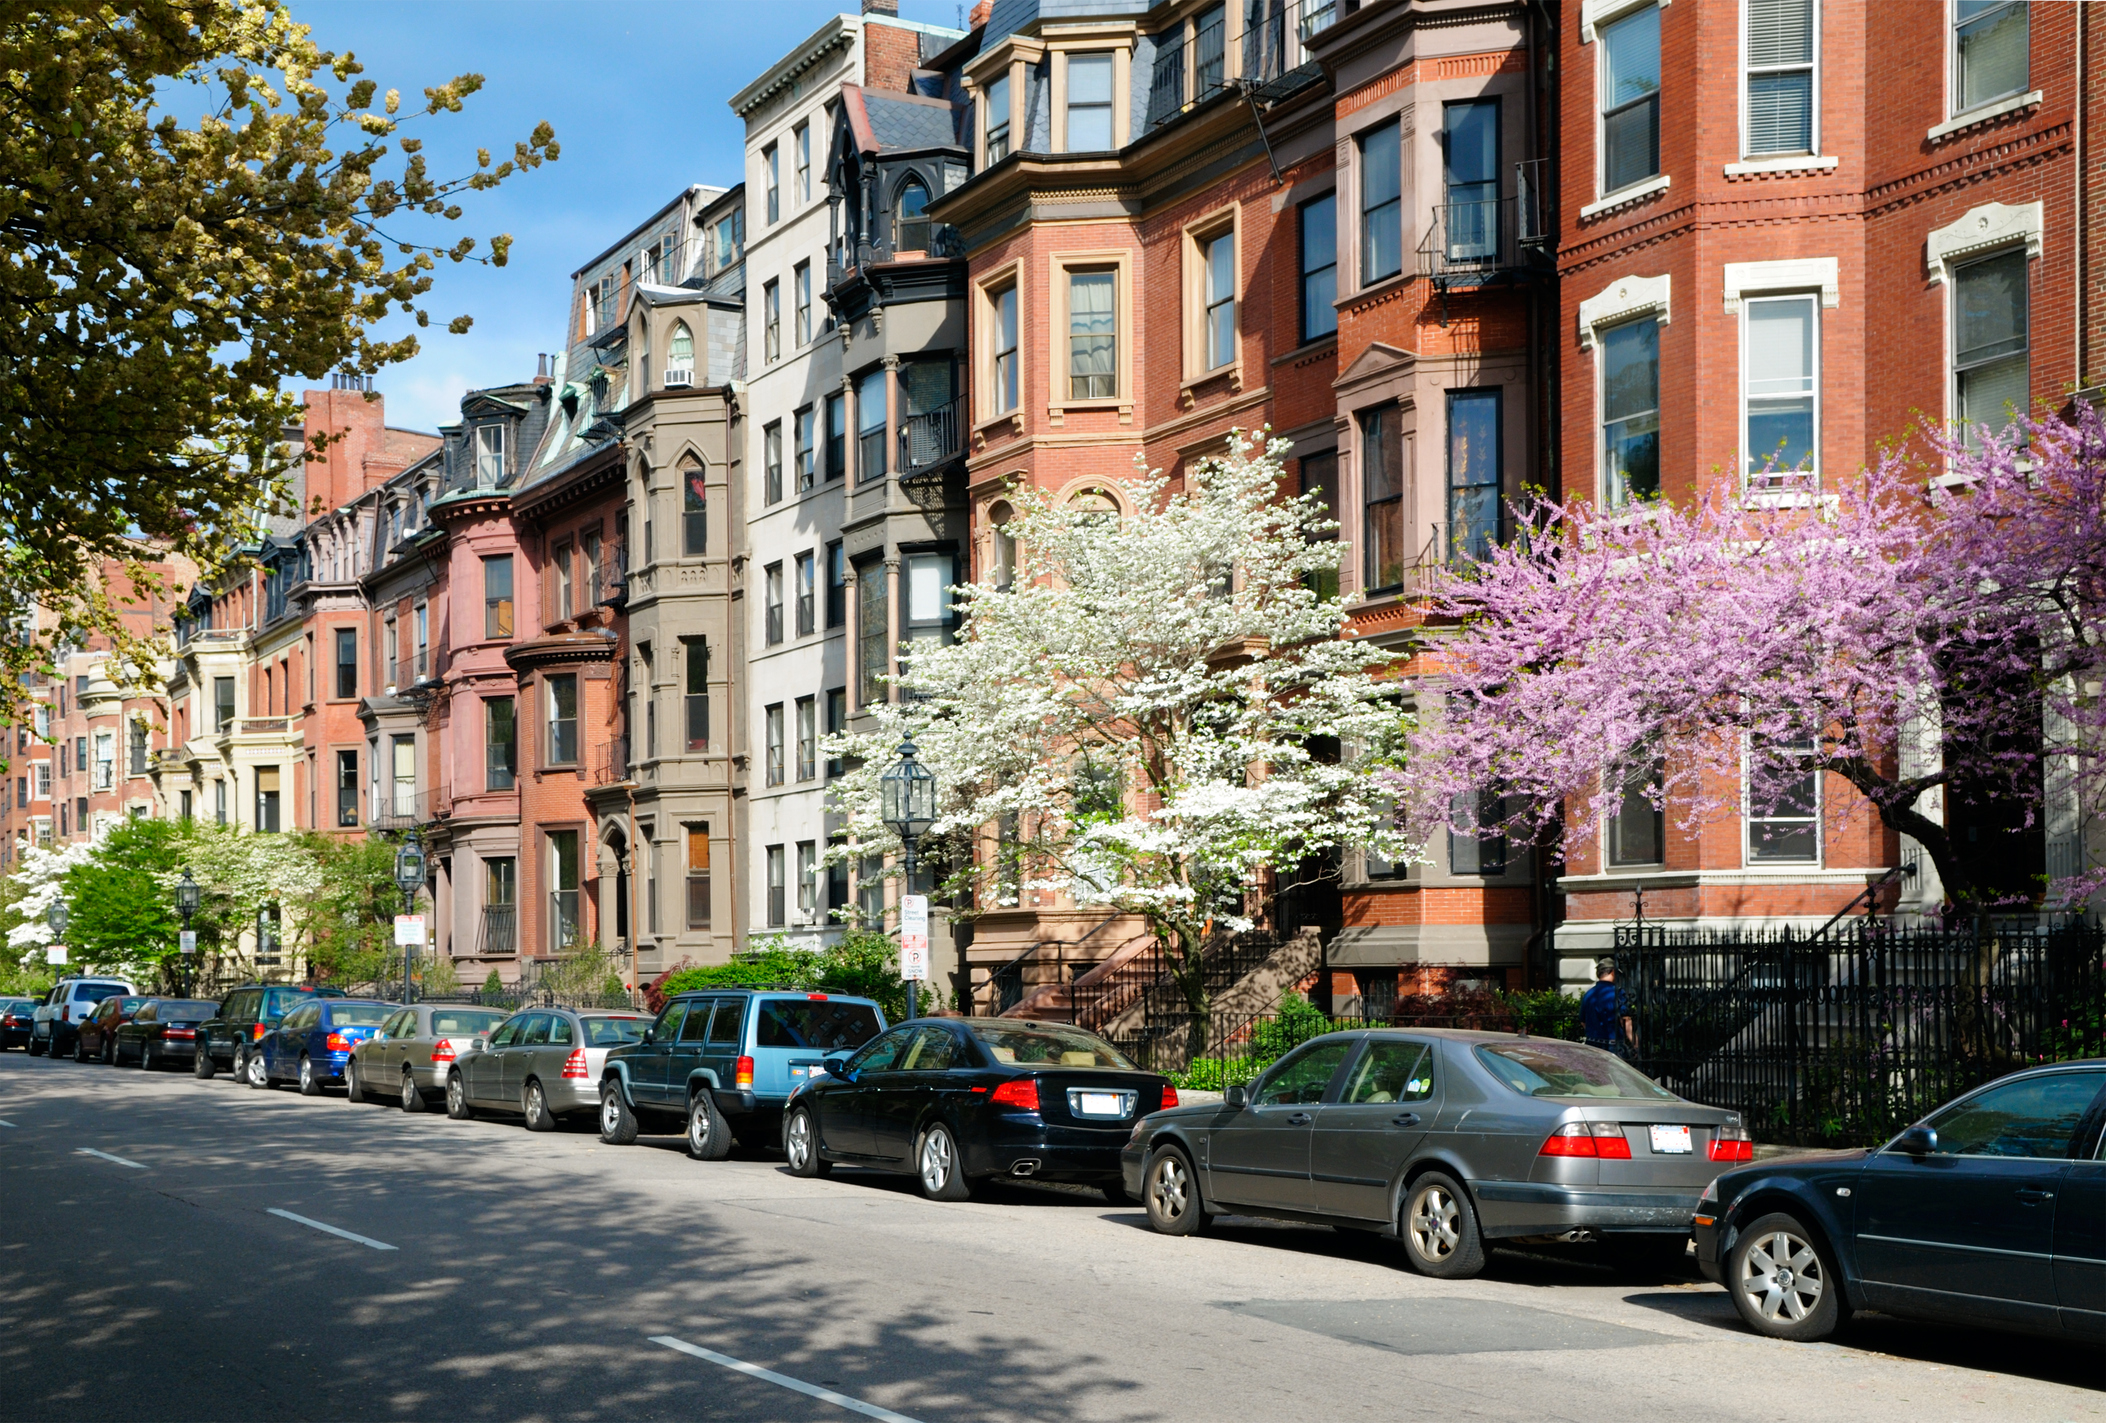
[689,1100,711,1149]
[1151,1158,1189,1219]
[300,1060,311,1089]
[1740,1230,1824,1322]
[602,1093,620,1132]
[449,1077,463,1112]
[787,1114,811,1168]
[403,1075,416,1108]
[528,1085,544,1120]
[1411,1186,1461,1260]
[921,1130,953,1192]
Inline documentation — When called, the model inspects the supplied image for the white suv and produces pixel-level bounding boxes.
[29,977,136,1058]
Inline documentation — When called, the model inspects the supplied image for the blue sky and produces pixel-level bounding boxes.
[296,0,963,433]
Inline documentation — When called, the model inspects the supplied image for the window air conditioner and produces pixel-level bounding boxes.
[663,367,694,389]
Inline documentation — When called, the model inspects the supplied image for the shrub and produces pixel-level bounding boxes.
[481,969,503,996]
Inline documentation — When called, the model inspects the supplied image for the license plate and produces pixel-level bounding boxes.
[1649,1124,1692,1155]
[1075,1091,1125,1117]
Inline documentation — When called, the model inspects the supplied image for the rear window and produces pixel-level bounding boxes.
[969,1023,1135,1070]
[430,1010,507,1037]
[262,988,314,1018]
[583,1016,646,1046]
[1475,1042,1677,1101]
[72,983,127,1004]
[164,1002,219,1022]
[755,999,883,1052]
[327,1004,392,1027]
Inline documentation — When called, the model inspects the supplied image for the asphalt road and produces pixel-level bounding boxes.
[0,1050,2098,1423]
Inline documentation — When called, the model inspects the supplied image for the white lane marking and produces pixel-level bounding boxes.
[76,1147,146,1169]
[266,1208,399,1252]
[650,1336,927,1423]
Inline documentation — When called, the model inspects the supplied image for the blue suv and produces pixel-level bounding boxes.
[599,990,886,1159]
[250,998,395,1095]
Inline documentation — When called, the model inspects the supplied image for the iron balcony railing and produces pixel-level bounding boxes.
[1418,165,1548,292]
[897,397,964,477]
[593,736,631,787]
[370,789,437,832]
[1242,0,1337,88]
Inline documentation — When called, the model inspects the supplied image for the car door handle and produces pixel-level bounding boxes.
[1286,1112,1314,1125]
[2015,1187,2056,1204]
[1391,1113,1420,1127]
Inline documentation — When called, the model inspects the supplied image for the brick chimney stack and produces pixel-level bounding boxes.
[969,0,991,27]
[862,0,898,14]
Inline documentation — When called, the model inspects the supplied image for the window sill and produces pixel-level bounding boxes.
[1578,173,1670,222]
[1046,396,1133,428]
[1926,89,2042,143]
[1722,154,1839,178]
[1271,335,1338,368]
[1179,362,1243,405]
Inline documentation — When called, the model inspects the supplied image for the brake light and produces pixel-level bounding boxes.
[252,1023,268,1041]
[431,1040,456,1064]
[1708,1121,1754,1163]
[1540,1122,1632,1158]
[166,1026,195,1040]
[734,1055,754,1089]
[561,1049,589,1080]
[1159,1084,1180,1109]
[990,1078,1039,1111]
[806,993,828,1001]
[325,1032,351,1053]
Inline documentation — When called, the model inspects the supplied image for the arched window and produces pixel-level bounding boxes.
[682,460,707,556]
[988,500,1016,591]
[1070,488,1119,525]
[667,322,694,376]
[896,178,931,253]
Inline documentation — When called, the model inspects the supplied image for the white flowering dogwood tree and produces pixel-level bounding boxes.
[828,433,1414,1043]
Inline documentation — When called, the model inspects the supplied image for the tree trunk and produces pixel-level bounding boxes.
[1157,919,1211,1070]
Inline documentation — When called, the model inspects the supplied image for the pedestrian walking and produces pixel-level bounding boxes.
[1581,958,1636,1059]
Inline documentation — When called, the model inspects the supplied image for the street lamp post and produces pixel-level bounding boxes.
[880,737,937,1022]
[176,869,200,996]
[46,898,68,967]
[393,831,426,1006]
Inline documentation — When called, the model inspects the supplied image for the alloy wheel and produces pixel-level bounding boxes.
[401,1072,421,1111]
[248,1052,268,1088]
[1738,1228,1825,1323]
[1150,1155,1190,1221]
[785,1111,811,1170]
[601,1092,621,1135]
[1409,1183,1461,1262]
[919,1129,954,1194]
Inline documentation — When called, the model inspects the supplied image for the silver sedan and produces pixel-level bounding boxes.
[347,1005,511,1111]
[446,1008,648,1131]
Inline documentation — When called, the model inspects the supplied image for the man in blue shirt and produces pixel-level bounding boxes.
[1581,958,1635,1058]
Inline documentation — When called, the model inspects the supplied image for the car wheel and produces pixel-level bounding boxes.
[344,1061,362,1102]
[599,1080,639,1145]
[141,1043,157,1072]
[400,1070,426,1112]
[784,1106,831,1178]
[1401,1171,1486,1279]
[102,1035,116,1065]
[193,1045,215,1080]
[917,1122,972,1202]
[73,1034,89,1063]
[27,1035,45,1057]
[1727,1212,1844,1342]
[298,1055,325,1096]
[685,1091,731,1161]
[1143,1146,1206,1236]
[523,1079,557,1132]
[445,1071,475,1121]
[246,1050,270,1089]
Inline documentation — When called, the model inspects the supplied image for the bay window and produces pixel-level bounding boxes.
[1601,315,1661,506]
[1743,294,1818,486]
[1600,4,1661,193]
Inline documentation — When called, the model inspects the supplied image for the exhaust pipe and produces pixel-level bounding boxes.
[1010,1159,1040,1177]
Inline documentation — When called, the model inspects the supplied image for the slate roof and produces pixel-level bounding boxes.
[846,86,965,154]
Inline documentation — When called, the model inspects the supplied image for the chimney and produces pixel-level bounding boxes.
[862,0,898,13]
[969,0,991,27]
[534,353,552,385]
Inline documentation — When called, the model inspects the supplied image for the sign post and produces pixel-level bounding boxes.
[899,894,929,1020]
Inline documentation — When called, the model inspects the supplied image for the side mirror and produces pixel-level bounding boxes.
[1225,1083,1249,1110]
[1893,1125,1938,1156]
[641,1026,655,1044]
[823,1053,854,1082]
[470,1038,486,1053]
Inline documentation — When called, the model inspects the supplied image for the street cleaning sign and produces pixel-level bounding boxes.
[393,915,426,946]
[898,895,929,982]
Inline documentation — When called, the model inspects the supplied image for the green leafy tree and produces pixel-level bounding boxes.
[304,833,409,983]
[61,817,185,984]
[0,3,556,719]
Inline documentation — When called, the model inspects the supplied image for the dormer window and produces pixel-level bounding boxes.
[476,424,505,486]
[984,72,1011,163]
[896,179,931,253]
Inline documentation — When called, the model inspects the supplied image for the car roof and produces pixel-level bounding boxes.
[668,988,878,1003]
[318,998,393,1009]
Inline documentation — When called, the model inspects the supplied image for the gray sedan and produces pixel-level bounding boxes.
[446,1008,648,1131]
[1122,1028,1746,1278]
[347,1005,511,1111]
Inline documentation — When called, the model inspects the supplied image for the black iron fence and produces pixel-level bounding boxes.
[1614,920,2106,1146]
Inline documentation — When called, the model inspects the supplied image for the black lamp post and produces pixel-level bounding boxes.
[879,737,937,1021]
[46,897,67,967]
[393,831,426,1005]
[176,869,200,995]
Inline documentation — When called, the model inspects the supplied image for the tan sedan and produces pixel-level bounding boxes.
[446,1008,649,1131]
[347,1005,511,1112]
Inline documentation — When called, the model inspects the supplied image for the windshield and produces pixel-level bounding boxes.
[328,1004,392,1028]
[582,1016,646,1046]
[1475,1042,1678,1100]
[970,1023,1135,1070]
[756,999,882,1052]
[430,1010,507,1037]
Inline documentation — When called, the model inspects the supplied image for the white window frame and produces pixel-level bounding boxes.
[1743,736,1822,867]
[794,261,811,348]
[1723,260,1836,492]
[1579,273,1671,506]
[793,121,811,204]
[1946,0,2031,121]
[1927,202,2042,447]
[1740,0,1819,159]
[1738,292,1820,492]
[1590,0,1666,203]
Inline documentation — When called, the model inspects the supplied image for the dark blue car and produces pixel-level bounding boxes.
[1693,1060,2105,1343]
[251,998,395,1097]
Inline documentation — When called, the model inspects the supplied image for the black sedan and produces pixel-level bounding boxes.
[781,1018,1176,1200]
[112,999,221,1070]
[1694,1059,2105,1343]
[0,997,34,1051]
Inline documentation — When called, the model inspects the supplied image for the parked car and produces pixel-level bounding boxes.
[195,983,344,1080]
[346,1004,511,1111]
[0,997,38,1051]
[73,994,150,1062]
[29,977,135,1058]
[599,989,887,1159]
[1122,1029,1745,1278]
[1694,1059,2106,1343]
[114,999,222,1070]
[248,998,394,1095]
[780,1018,1175,1201]
[443,1008,650,1129]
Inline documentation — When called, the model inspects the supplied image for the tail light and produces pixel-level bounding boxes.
[1159,1084,1180,1109]
[1540,1122,1632,1159]
[990,1078,1039,1111]
[166,1026,195,1040]
[325,1032,351,1053]
[561,1049,589,1080]
[431,1040,456,1064]
[734,1055,754,1089]
[1708,1121,1754,1163]
[806,993,828,1001]
[252,1023,268,1041]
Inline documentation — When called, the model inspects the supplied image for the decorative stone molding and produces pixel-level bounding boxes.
[1721,257,1840,314]
[1578,172,1670,222]
[1925,200,2043,285]
[1722,154,1839,178]
[1579,0,1667,45]
[1577,272,1670,350]
[1926,89,2043,143]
